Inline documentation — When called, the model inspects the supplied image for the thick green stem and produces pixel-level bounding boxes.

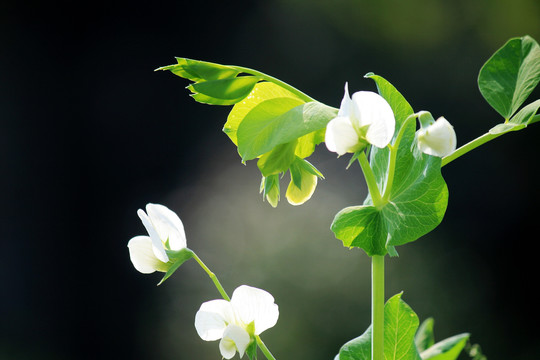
[442,132,503,167]
[358,151,383,207]
[256,335,277,360]
[192,252,230,301]
[231,65,316,103]
[372,255,385,360]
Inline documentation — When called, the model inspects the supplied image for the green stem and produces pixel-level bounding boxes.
[192,252,230,301]
[231,65,316,103]
[256,335,277,360]
[381,114,417,202]
[358,151,383,207]
[441,132,503,167]
[372,255,385,360]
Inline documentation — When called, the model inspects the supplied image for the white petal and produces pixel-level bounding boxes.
[351,91,395,148]
[337,82,353,118]
[137,209,169,263]
[127,236,168,273]
[195,299,236,341]
[325,116,360,155]
[145,203,187,251]
[231,285,279,335]
[417,117,457,157]
[219,324,250,359]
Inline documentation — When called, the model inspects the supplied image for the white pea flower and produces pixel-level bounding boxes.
[195,285,279,359]
[325,83,395,155]
[417,116,457,157]
[127,203,187,274]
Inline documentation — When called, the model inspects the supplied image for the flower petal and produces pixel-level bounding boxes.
[219,324,251,359]
[231,285,279,335]
[137,209,169,263]
[417,117,457,157]
[351,91,395,148]
[146,203,187,251]
[337,82,353,118]
[127,236,169,274]
[286,171,317,206]
[325,116,360,155]
[195,299,236,341]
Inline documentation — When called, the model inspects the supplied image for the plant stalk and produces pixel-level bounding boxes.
[372,255,385,360]
[256,335,277,360]
[192,252,230,301]
[442,131,503,167]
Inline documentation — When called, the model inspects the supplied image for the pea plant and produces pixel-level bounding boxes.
[127,35,540,360]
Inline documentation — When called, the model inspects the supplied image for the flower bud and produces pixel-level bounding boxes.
[417,116,457,157]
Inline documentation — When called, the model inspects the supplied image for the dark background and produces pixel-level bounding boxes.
[2,0,540,359]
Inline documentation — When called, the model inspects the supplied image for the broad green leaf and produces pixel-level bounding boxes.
[415,318,435,353]
[478,35,540,120]
[237,100,338,161]
[157,58,240,82]
[188,76,261,105]
[331,74,448,256]
[337,293,421,360]
[225,82,305,145]
[257,141,297,176]
[420,333,470,360]
[385,293,422,360]
[158,248,194,285]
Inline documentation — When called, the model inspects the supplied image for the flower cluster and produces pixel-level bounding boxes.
[325,84,457,158]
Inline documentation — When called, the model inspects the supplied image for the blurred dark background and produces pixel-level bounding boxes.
[2,0,540,359]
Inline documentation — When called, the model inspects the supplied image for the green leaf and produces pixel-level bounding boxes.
[420,333,470,360]
[257,140,298,176]
[188,76,261,105]
[337,293,421,360]
[157,58,240,82]
[331,75,449,256]
[224,82,305,145]
[415,318,435,353]
[385,293,422,360]
[478,35,540,120]
[158,248,194,285]
[237,100,338,161]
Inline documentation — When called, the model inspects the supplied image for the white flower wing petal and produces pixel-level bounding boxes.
[325,116,359,155]
[127,236,168,273]
[219,324,250,359]
[231,285,279,335]
[146,203,187,251]
[418,117,456,157]
[337,82,353,118]
[351,91,395,148]
[137,208,169,263]
[195,300,236,341]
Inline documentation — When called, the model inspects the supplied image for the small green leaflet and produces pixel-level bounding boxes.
[478,35,540,120]
[157,58,261,105]
[331,74,449,256]
[158,248,194,286]
[337,293,422,360]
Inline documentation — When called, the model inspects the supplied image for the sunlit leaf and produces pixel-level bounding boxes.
[188,76,261,105]
[237,100,337,161]
[478,35,540,120]
[420,333,470,360]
